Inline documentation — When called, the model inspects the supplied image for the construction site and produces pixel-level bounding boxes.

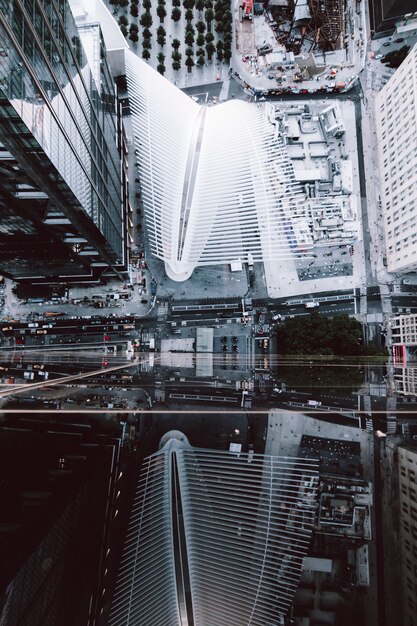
[268,0,346,54]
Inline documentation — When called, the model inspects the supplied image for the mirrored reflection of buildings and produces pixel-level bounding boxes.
[0,410,129,626]
[398,445,417,626]
[109,434,320,626]
[0,0,128,285]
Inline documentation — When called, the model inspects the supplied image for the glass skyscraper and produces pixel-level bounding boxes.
[0,0,127,283]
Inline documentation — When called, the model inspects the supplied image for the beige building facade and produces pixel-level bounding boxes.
[375,43,417,273]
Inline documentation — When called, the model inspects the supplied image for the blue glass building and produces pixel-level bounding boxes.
[0,0,128,284]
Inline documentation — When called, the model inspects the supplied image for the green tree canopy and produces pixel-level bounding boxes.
[205,41,215,59]
[205,31,214,42]
[142,27,151,37]
[196,20,206,32]
[195,0,205,9]
[143,0,152,8]
[172,60,181,70]
[196,33,205,46]
[142,48,150,60]
[157,5,167,20]
[172,38,181,49]
[185,31,195,45]
[171,7,181,20]
[157,63,166,75]
[205,8,214,22]
[275,313,364,356]
[140,12,153,27]
[197,54,205,65]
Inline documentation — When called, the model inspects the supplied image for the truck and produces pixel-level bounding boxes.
[305,301,319,309]
[307,400,321,407]
[241,0,253,19]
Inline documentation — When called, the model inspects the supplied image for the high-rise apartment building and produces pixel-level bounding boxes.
[398,445,417,626]
[0,0,128,284]
[375,43,417,274]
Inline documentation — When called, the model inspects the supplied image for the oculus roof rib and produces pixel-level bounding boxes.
[109,440,319,626]
[125,52,310,281]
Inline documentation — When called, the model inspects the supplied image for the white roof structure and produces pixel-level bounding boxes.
[126,52,310,281]
[109,438,319,625]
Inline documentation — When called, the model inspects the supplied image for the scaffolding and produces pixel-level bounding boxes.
[271,0,345,54]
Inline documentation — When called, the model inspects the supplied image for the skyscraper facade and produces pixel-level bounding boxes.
[0,0,128,284]
[375,42,417,274]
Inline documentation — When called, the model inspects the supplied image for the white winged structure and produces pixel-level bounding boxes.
[125,52,310,280]
[109,438,319,626]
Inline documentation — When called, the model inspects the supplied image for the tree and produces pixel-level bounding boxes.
[222,10,232,25]
[157,52,165,63]
[172,38,181,49]
[120,24,128,36]
[142,48,150,60]
[157,26,166,37]
[183,0,195,8]
[142,27,152,38]
[142,38,152,49]
[172,50,182,61]
[205,0,213,7]
[157,33,166,45]
[205,8,214,22]
[157,64,166,75]
[185,31,195,45]
[118,15,128,25]
[205,31,214,42]
[223,31,232,43]
[224,47,231,61]
[140,12,153,27]
[196,20,206,33]
[185,56,195,71]
[143,0,151,8]
[197,54,205,65]
[185,8,194,20]
[185,22,195,32]
[196,47,205,57]
[119,0,129,6]
[205,41,215,59]
[197,33,205,46]
[216,39,223,50]
[130,4,139,17]
[172,60,181,70]
[185,46,194,56]
[215,21,223,33]
[130,22,139,32]
[172,0,181,5]
[195,0,205,9]
[224,39,231,51]
[157,5,167,20]
[129,30,139,42]
[215,9,223,21]
[275,313,364,356]
[216,47,223,61]
[171,7,181,20]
